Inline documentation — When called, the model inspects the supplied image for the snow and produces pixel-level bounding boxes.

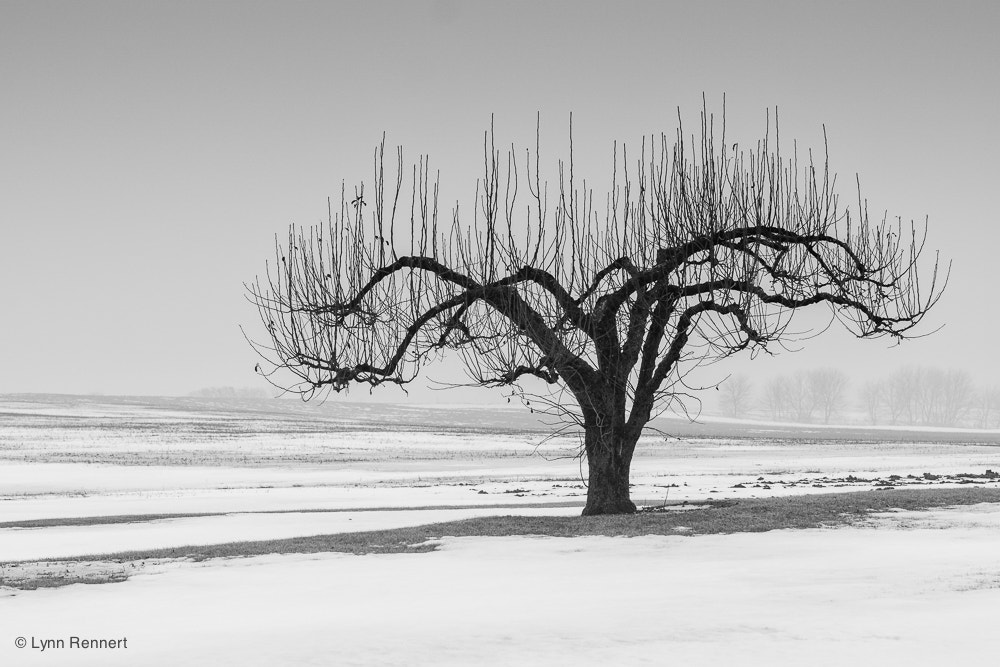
[698,412,1000,435]
[4,395,1000,664]
[0,506,580,562]
[5,424,1000,563]
[3,505,1000,666]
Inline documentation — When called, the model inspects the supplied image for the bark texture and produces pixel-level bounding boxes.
[581,423,638,515]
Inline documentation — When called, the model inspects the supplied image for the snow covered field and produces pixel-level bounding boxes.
[4,508,1000,666]
[2,394,1000,665]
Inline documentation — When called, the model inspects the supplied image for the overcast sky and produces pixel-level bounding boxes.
[1,0,997,401]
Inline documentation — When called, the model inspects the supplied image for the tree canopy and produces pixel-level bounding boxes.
[248,105,946,514]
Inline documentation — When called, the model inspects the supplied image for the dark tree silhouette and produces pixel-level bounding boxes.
[248,106,947,515]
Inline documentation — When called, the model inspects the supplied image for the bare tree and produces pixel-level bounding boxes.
[762,376,791,421]
[860,379,884,425]
[976,385,1000,429]
[912,367,938,424]
[808,368,849,424]
[885,367,918,424]
[765,372,819,423]
[882,366,974,427]
[927,368,973,426]
[248,105,946,514]
[719,374,754,418]
[787,372,817,423]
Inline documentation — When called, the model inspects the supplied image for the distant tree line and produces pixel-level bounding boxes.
[189,386,271,400]
[719,367,999,428]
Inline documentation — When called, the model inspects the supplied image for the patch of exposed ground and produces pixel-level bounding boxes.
[728,469,1000,491]
[6,487,1000,591]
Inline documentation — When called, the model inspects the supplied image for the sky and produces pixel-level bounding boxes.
[1,0,998,401]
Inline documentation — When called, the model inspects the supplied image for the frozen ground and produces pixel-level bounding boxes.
[2,394,1000,665]
[3,506,1000,666]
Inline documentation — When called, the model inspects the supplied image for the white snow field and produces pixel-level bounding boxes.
[3,506,1000,666]
[2,394,1000,665]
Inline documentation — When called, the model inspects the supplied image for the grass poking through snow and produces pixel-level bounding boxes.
[5,486,1000,592]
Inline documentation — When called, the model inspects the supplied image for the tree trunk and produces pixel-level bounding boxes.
[581,426,637,516]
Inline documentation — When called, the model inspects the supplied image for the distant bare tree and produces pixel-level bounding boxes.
[249,105,946,514]
[912,367,938,424]
[765,372,819,422]
[762,376,790,421]
[933,369,974,426]
[860,379,884,425]
[720,374,754,418]
[884,367,917,424]
[786,372,817,423]
[976,385,1000,429]
[808,368,849,424]
[756,371,820,422]
[881,366,974,427]
[900,367,971,426]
